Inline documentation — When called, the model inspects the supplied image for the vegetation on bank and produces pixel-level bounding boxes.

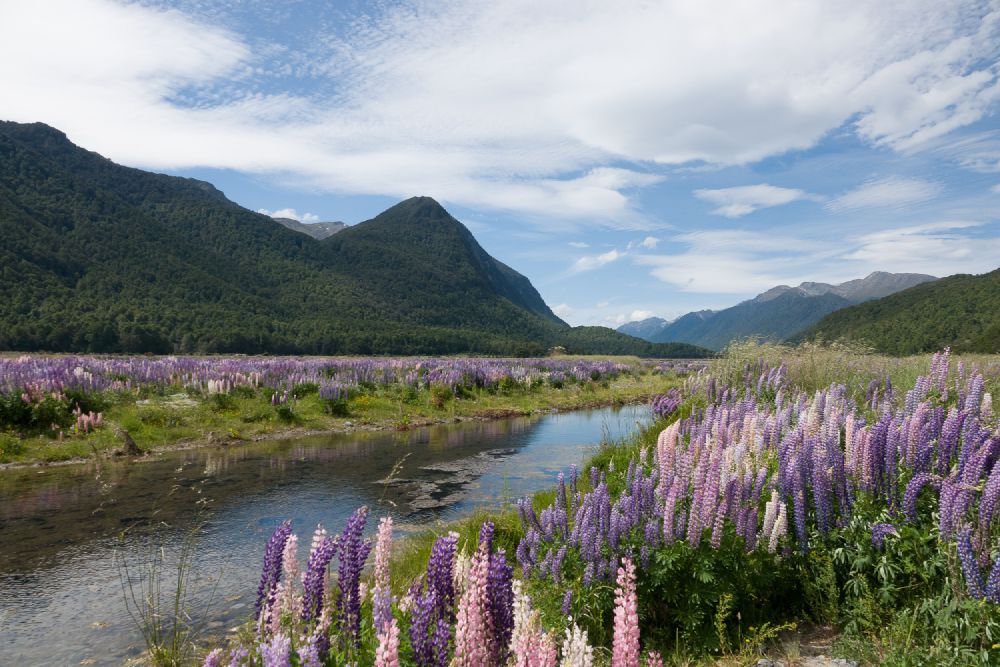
[164,342,1000,667]
[800,268,1000,354]
[0,355,697,464]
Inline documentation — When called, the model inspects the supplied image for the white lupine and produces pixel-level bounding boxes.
[560,618,594,667]
[769,502,788,553]
[760,489,779,547]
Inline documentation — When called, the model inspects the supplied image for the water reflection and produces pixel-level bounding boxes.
[0,404,649,666]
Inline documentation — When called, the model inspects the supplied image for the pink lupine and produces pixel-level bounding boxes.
[373,517,394,631]
[451,544,492,667]
[644,650,664,667]
[612,557,640,667]
[374,617,401,667]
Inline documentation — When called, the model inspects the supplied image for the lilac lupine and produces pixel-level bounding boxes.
[958,527,986,599]
[344,510,376,648]
[903,473,939,524]
[980,462,1000,539]
[938,409,965,475]
[301,534,337,622]
[871,523,900,549]
[255,520,293,619]
[260,633,291,667]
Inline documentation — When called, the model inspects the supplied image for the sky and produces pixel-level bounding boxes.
[2,0,1000,327]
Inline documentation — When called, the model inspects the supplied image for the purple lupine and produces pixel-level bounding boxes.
[409,589,438,667]
[255,520,293,619]
[562,589,573,615]
[871,523,900,549]
[487,545,514,664]
[301,534,337,622]
[987,555,1000,604]
[427,534,458,618]
[958,527,986,599]
[336,506,373,649]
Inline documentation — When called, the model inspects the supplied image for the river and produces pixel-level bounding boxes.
[0,404,650,666]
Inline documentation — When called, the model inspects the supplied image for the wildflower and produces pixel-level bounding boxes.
[375,617,401,667]
[560,619,594,667]
[255,521,293,620]
[612,557,640,667]
[372,516,394,632]
[259,633,291,667]
[871,523,899,550]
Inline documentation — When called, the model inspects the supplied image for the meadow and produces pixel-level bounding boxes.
[0,355,697,464]
[187,343,1000,667]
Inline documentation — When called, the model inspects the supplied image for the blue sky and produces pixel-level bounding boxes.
[2,0,1000,327]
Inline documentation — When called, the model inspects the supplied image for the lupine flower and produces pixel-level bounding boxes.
[301,534,337,622]
[562,589,573,615]
[871,523,900,549]
[560,619,594,667]
[372,516,394,632]
[256,521,293,620]
[645,651,665,667]
[259,633,291,667]
[451,543,492,667]
[336,506,373,649]
[612,557,640,667]
[958,527,986,599]
[374,617,401,667]
[201,649,224,667]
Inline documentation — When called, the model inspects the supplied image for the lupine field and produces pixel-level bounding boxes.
[0,355,698,462]
[176,347,1000,666]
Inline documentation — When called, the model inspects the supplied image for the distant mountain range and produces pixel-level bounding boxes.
[273,217,347,240]
[0,121,709,358]
[618,272,937,351]
[799,268,1000,354]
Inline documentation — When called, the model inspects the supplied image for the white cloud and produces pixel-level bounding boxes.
[629,309,655,321]
[992,184,1000,194]
[1,0,997,221]
[552,303,573,318]
[569,241,590,248]
[257,207,320,223]
[826,176,943,211]
[694,184,810,218]
[638,236,659,249]
[571,249,623,273]
[842,221,1000,276]
[637,221,999,295]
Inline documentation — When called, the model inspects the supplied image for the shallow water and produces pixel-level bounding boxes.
[0,404,650,666]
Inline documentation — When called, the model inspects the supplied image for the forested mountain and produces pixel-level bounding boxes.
[0,121,709,357]
[617,272,935,351]
[799,268,1000,354]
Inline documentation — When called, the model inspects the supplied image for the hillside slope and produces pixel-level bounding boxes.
[0,121,709,357]
[799,269,1000,354]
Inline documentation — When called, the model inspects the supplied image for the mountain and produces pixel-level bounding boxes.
[617,317,671,340]
[617,272,936,351]
[273,217,346,240]
[0,121,710,358]
[799,268,1000,354]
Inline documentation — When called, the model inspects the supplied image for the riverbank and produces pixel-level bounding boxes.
[0,357,687,467]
